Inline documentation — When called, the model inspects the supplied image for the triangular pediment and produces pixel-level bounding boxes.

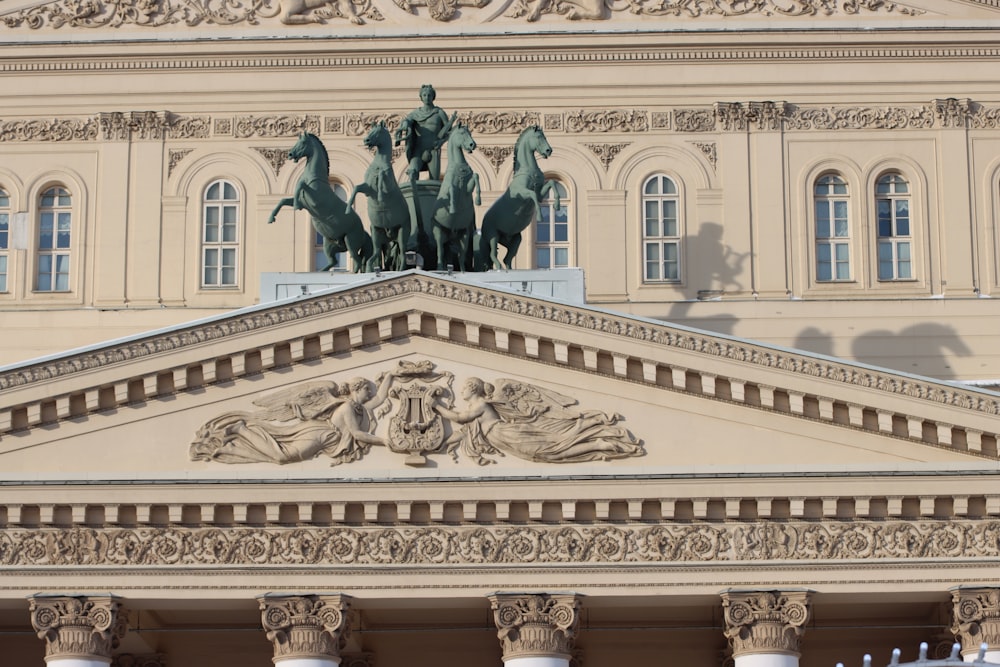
[1,271,997,480]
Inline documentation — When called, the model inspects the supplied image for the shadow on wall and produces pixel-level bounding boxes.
[793,323,972,375]
[665,301,739,337]
[687,222,750,295]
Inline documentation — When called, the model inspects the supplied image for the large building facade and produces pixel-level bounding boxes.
[4,2,1000,666]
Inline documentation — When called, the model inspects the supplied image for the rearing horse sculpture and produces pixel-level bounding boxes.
[347,122,410,272]
[478,125,560,271]
[267,132,373,273]
[430,123,481,271]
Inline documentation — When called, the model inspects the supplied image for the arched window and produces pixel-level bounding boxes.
[313,181,349,272]
[36,186,72,292]
[642,174,681,282]
[201,180,240,287]
[0,188,9,292]
[875,173,912,281]
[535,180,571,269]
[814,174,851,282]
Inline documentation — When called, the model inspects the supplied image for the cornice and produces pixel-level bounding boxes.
[4,42,1000,72]
[1,274,998,462]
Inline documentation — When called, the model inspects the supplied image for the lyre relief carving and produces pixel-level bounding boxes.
[190,360,643,467]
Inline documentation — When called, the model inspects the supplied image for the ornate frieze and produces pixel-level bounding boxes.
[0,117,97,142]
[584,142,629,169]
[564,109,648,133]
[234,114,320,138]
[784,104,935,130]
[651,111,671,130]
[722,591,811,657]
[6,520,1000,566]
[260,594,350,662]
[188,361,642,467]
[346,113,402,136]
[167,115,211,139]
[29,596,126,662]
[325,116,344,134]
[970,105,1000,130]
[489,594,580,660]
[456,111,542,135]
[951,588,1000,653]
[673,108,716,133]
[505,0,921,21]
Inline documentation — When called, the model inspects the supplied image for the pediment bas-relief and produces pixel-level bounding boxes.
[189,360,643,468]
[4,0,980,32]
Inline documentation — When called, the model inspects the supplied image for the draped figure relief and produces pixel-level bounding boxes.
[190,361,643,467]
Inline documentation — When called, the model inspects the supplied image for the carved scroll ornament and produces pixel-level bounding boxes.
[29,596,126,661]
[490,594,581,660]
[952,588,1000,653]
[722,591,811,656]
[505,0,922,22]
[189,360,643,467]
[260,595,351,661]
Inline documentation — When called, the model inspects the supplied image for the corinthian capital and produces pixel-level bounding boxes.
[259,594,351,662]
[29,595,126,662]
[952,587,1000,653]
[721,590,811,657]
[489,593,581,660]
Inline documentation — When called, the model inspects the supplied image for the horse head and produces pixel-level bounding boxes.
[363,121,391,152]
[525,125,552,159]
[450,123,477,154]
[289,132,314,162]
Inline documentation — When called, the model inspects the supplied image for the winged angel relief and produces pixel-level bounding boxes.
[189,360,642,467]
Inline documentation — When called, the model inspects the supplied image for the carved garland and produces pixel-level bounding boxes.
[4,520,1000,566]
[3,276,998,419]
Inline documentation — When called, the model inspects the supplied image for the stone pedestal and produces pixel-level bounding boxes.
[721,591,812,667]
[399,180,441,268]
[489,593,581,667]
[29,595,125,667]
[259,594,351,667]
[951,588,1000,662]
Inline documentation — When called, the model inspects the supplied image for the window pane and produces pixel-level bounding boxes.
[644,179,659,195]
[876,178,891,194]
[0,191,7,207]
[662,201,677,237]
[644,201,658,236]
[0,213,8,249]
[554,247,568,267]
[554,222,568,243]
[37,271,51,292]
[536,219,550,243]
[0,256,6,292]
[207,182,219,200]
[536,248,550,269]
[835,243,850,261]
[223,182,237,200]
[662,177,677,195]
[55,271,69,291]
[877,201,892,237]
[816,211,830,239]
[896,201,910,236]
[817,260,831,282]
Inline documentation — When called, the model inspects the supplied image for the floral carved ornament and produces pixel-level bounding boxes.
[189,360,643,467]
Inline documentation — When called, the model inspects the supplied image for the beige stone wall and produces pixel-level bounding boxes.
[2,4,1000,376]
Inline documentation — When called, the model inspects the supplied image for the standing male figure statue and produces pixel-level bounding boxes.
[395,84,457,184]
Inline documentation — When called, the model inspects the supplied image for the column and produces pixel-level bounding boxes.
[951,587,1000,662]
[721,590,812,667]
[259,594,351,667]
[488,593,581,667]
[29,595,126,667]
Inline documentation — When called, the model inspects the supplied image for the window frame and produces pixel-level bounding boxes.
[34,185,73,293]
[813,173,853,283]
[0,187,9,293]
[200,179,242,289]
[641,173,683,284]
[874,171,914,282]
[533,179,572,270]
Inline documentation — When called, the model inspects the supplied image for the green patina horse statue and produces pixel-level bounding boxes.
[430,122,481,271]
[347,122,411,272]
[478,125,560,271]
[267,132,373,273]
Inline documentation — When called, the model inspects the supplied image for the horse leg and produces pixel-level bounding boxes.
[369,227,388,272]
[347,183,376,214]
[394,224,410,271]
[542,180,561,212]
[502,233,522,270]
[267,197,294,224]
[432,225,450,270]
